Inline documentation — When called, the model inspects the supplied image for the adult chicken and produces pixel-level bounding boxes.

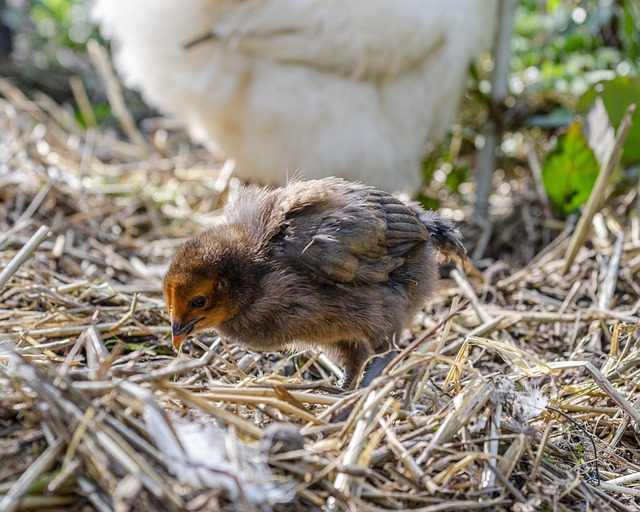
[93,0,496,194]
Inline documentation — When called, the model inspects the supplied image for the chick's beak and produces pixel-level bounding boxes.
[172,331,186,350]
[171,317,202,350]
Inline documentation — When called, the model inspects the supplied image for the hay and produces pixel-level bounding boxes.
[0,74,639,511]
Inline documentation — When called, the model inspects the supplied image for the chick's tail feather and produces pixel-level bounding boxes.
[420,211,467,262]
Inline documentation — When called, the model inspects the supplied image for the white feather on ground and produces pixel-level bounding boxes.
[93,0,496,194]
[120,381,295,507]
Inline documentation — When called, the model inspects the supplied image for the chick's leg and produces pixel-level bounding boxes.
[334,340,397,389]
[333,340,372,390]
[359,350,398,388]
[331,339,397,423]
[355,330,400,388]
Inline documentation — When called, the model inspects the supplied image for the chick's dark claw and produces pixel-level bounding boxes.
[163,177,466,388]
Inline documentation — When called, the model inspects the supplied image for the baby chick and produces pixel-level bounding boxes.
[164,177,465,388]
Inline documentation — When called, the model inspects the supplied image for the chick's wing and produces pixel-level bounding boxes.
[275,186,429,285]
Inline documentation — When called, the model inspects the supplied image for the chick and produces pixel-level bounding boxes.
[164,177,465,388]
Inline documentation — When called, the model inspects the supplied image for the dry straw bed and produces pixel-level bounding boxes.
[0,72,639,512]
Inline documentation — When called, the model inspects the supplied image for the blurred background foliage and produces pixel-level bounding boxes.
[0,0,638,218]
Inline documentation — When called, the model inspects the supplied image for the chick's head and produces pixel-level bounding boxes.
[163,229,256,349]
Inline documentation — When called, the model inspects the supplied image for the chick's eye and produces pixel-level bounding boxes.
[189,296,207,309]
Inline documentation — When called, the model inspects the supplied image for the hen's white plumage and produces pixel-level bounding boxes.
[94,0,496,193]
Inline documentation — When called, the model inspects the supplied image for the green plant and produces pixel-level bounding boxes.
[542,121,600,214]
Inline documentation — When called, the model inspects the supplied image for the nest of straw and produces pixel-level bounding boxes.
[1,68,639,512]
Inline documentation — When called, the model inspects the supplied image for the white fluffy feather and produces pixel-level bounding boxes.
[93,0,496,193]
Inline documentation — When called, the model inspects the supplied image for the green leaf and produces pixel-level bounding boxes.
[421,158,437,183]
[40,0,72,23]
[445,164,469,193]
[621,0,639,62]
[542,122,600,214]
[546,0,562,13]
[417,193,439,211]
[578,76,640,165]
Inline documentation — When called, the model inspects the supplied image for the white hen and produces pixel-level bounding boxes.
[94,0,496,194]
